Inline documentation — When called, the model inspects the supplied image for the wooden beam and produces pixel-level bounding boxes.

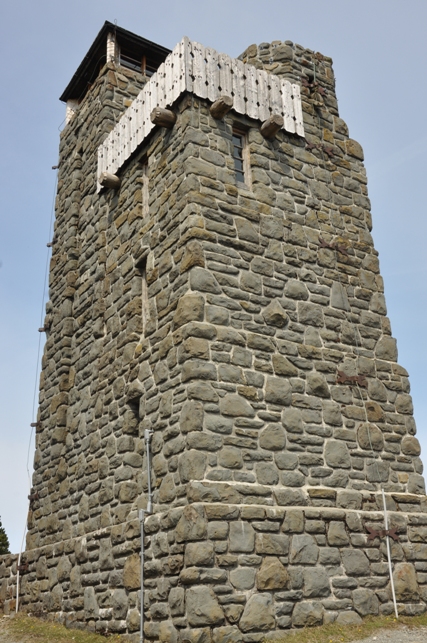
[260,114,284,140]
[209,95,233,119]
[150,107,177,129]
[98,172,121,190]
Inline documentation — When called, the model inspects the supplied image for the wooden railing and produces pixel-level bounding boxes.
[97,38,305,187]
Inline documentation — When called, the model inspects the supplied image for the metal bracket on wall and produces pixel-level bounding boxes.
[336,370,368,388]
[366,525,399,542]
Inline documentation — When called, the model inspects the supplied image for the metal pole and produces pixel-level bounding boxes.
[139,509,145,643]
[382,489,398,618]
[145,429,153,513]
[140,428,154,643]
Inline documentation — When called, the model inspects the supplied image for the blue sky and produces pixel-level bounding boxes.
[1,0,426,552]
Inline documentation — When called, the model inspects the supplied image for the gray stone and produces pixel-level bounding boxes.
[239,594,275,632]
[259,424,286,450]
[330,281,350,311]
[220,395,255,417]
[218,446,243,469]
[393,562,420,601]
[181,401,204,433]
[179,450,207,482]
[324,441,351,468]
[111,588,128,619]
[262,300,289,327]
[306,373,330,398]
[366,461,389,483]
[274,488,307,506]
[180,240,205,273]
[298,302,324,327]
[185,541,215,566]
[173,294,205,328]
[357,424,384,451]
[265,377,292,405]
[159,621,178,643]
[123,553,140,589]
[289,534,319,564]
[303,568,330,598]
[341,550,370,576]
[395,393,414,414]
[352,588,379,616]
[336,612,362,625]
[169,587,185,616]
[282,408,303,433]
[190,267,221,294]
[284,279,308,300]
[272,354,298,376]
[322,402,342,426]
[408,473,426,494]
[205,414,233,435]
[84,586,99,618]
[305,327,323,347]
[292,601,324,627]
[229,522,255,553]
[256,462,279,485]
[186,586,224,626]
[212,626,243,643]
[327,521,349,546]
[402,436,421,456]
[375,336,397,361]
[255,533,289,555]
[275,452,298,470]
[230,567,256,590]
[176,505,208,542]
[256,556,289,590]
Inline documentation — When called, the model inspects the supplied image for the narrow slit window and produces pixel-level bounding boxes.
[232,132,244,182]
[232,128,250,187]
[136,256,148,335]
[141,161,149,219]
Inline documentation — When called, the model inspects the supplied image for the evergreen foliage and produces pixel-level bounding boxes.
[0,515,10,554]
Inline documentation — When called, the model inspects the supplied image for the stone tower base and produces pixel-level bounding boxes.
[2,496,427,639]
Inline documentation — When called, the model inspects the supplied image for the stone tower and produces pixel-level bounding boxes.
[2,20,427,639]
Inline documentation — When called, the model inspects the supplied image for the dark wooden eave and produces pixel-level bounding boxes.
[60,21,171,103]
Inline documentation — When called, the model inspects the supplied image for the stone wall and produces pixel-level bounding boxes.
[4,30,426,639]
[0,553,18,615]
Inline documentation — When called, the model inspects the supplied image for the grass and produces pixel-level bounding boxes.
[1,612,427,643]
[274,613,427,643]
[0,613,127,642]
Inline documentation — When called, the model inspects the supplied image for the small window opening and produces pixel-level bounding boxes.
[119,52,144,73]
[136,256,149,335]
[140,161,149,219]
[232,127,251,187]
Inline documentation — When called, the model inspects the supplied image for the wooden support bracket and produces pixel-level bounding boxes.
[99,172,121,190]
[209,95,233,119]
[260,114,284,140]
[150,107,177,129]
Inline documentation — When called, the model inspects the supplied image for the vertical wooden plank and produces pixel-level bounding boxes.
[218,53,233,96]
[256,69,270,121]
[245,63,258,120]
[183,37,193,93]
[169,42,182,103]
[164,52,173,107]
[156,62,166,108]
[134,93,144,147]
[269,74,282,116]
[292,83,305,137]
[192,41,207,99]
[232,58,246,115]
[148,73,158,114]
[205,47,219,102]
[282,79,295,134]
